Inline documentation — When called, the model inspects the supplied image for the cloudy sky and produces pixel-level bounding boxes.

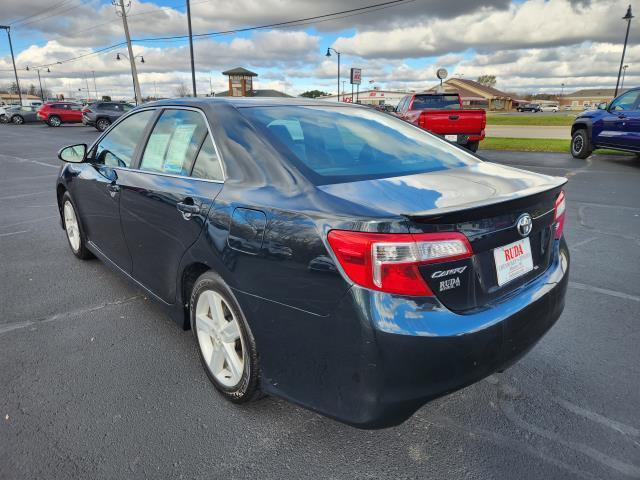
[0,0,638,100]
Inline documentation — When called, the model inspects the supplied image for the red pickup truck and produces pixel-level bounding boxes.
[395,93,486,152]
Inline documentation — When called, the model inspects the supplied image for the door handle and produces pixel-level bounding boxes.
[449,115,459,120]
[177,200,200,220]
[107,183,120,197]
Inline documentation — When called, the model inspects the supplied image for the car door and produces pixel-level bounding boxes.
[118,107,224,303]
[598,90,640,149]
[72,109,157,271]
[69,103,83,122]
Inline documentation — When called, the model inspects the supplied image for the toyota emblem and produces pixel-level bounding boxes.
[516,213,533,237]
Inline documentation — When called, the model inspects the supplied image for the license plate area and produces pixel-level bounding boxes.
[444,134,457,141]
[493,237,534,286]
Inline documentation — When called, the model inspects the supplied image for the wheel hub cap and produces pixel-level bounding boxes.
[195,290,245,387]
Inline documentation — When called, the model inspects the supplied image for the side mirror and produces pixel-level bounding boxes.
[58,144,87,163]
[598,102,608,110]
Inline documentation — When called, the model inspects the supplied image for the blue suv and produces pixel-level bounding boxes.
[571,87,640,158]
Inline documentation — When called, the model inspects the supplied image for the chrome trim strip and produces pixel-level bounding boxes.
[87,104,227,182]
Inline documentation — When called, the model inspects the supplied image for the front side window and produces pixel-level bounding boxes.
[609,90,640,111]
[94,110,155,168]
[140,109,209,176]
[238,105,478,185]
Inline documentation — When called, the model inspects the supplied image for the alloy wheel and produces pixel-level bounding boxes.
[63,200,81,252]
[12,115,24,125]
[572,135,583,155]
[49,116,61,127]
[97,119,110,132]
[195,290,246,388]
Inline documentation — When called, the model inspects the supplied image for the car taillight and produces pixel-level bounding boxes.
[418,112,427,129]
[82,108,92,113]
[554,190,566,239]
[327,230,472,296]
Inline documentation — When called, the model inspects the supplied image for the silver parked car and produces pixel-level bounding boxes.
[6,105,40,125]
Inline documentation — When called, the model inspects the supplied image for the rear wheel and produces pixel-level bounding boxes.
[12,115,24,125]
[96,118,110,132]
[48,115,61,127]
[466,141,479,153]
[571,128,592,159]
[61,192,93,259]
[190,271,261,403]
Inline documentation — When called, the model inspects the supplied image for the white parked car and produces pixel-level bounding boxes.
[540,104,559,112]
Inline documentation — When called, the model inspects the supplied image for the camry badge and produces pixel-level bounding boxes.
[516,213,533,237]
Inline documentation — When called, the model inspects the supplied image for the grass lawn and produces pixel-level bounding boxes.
[480,137,634,155]
[486,114,575,126]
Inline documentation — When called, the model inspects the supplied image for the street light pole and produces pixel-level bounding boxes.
[115,0,142,104]
[92,70,99,100]
[186,0,197,97]
[36,69,44,102]
[615,5,634,97]
[326,47,341,102]
[1,26,23,105]
[621,65,629,90]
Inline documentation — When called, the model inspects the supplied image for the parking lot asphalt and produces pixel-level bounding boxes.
[1,123,639,480]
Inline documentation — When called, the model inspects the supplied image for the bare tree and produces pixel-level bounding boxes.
[173,81,191,98]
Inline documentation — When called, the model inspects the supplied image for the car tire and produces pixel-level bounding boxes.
[190,271,262,404]
[571,129,592,159]
[12,115,24,125]
[61,192,93,260]
[96,118,111,132]
[48,115,61,127]
[466,141,479,153]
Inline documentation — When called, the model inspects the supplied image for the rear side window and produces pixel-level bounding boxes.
[411,95,460,110]
[191,134,223,181]
[140,109,209,176]
[94,110,155,168]
[238,105,476,184]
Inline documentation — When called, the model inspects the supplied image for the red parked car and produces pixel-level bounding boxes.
[37,102,83,127]
[395,93,486,152]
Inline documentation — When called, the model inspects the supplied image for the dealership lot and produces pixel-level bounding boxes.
[1,124,639,479]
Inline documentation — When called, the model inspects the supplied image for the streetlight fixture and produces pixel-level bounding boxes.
[325,47,341,103]
[116,52,145,103]
[621,65,629,90]
[25,65,49,102]
[615,5,633,97]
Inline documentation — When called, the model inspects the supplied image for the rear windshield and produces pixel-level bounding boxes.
[411,95,460,110]
[238,106,478,184]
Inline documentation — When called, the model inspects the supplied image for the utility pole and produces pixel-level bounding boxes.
[92,70,98,100]
[114,0,142,104]
[186,0,197,97]
[615,5,634,97]
[84,73,91,101]
[1,26,23,105]
[36,69,44,102]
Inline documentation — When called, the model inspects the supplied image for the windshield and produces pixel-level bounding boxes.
[238,105,479,185]
[411,95,460,110]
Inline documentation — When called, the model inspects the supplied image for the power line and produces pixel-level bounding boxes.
[7,0,76,25]
[10,0,84,28]
[136,0,412,42]
[0,0,414,72]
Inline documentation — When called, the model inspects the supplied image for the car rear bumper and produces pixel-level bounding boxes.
[240,237,569,429]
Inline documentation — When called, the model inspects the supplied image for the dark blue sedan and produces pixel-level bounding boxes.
[55,98,569,428]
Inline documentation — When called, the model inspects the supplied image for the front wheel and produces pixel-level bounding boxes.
[61,192,93,259]
[0,114,8,124]
[571,129,592,159]
[48,115,61,127]
[466,141,479,153]
[191,271,261,403]
[12,115,24,125]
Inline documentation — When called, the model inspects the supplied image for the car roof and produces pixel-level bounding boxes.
[143,97,367,109]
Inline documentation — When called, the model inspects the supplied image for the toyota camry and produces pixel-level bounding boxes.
[55,98,569,428]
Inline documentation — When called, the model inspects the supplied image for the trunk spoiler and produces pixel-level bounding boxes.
[402,179,567,223]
